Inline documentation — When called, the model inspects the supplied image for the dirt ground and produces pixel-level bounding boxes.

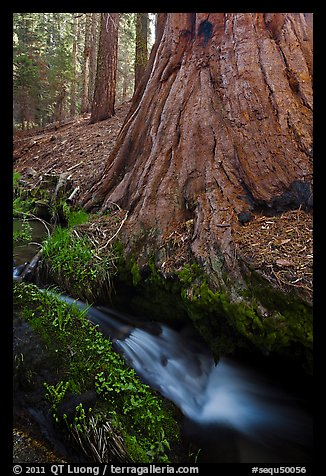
[13,428,67,463]
[13,101,131,205]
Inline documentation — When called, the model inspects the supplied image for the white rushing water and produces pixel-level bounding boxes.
[116,326,311,447]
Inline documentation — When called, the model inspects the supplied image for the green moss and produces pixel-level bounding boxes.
[13,171,90,225]
[14,282,181,462]
[114,258,188,324]
[177,270,312,370]
[130,259,142,286]
[113,256,312,371]
[176,263,204,286]
[13,172,48,217]
[244,270,313,370]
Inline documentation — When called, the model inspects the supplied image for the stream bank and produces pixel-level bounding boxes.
[22,202,312,374]
[13,280,313,464]
[12,178,313,463]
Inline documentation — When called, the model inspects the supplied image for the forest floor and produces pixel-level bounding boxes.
[13,100,132,205]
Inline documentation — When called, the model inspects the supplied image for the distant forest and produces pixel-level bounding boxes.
[13,13,155,130]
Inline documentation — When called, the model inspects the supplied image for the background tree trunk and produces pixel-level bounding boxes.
[82,13,312,291]
[81,13,91,114]
[134,13,148,92]
[54,87,66,123]
[88,13,100,108]
[69,13,78,118]
[89,13,119,124]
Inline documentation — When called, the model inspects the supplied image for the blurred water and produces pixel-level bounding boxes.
[116,325,312,462]
[53,295,313,462]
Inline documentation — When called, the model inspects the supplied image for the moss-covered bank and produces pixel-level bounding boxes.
[13,283,181,463]
[13,173,312,375]
[36,210,312,374]
[110,258,312,373]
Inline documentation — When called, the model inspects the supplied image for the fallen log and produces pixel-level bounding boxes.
[15,249,43,283]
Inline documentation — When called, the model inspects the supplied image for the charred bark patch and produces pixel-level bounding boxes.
[237,211,252,225]
[269,180,313,212]
[237,178,312,216]
[198,20,213,47]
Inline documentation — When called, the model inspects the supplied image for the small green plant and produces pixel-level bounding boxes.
[130,260,142,286]
[13,218,32,244]
[67,209,89,228]
[13,171,21,187]
[41,224,119,301]
[44,380,70,423]
[70,402,88,432]
[14,283,181,462]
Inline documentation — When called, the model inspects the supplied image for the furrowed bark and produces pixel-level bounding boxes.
[81,13,312,290]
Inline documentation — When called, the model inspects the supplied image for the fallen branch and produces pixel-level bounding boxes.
[97,211,129,252]
[67,186,80,203]
[16,249,43,282]
[15,212,52,237]
[66,161,84,172]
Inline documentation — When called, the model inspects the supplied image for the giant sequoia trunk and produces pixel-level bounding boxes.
[82,13,312,296]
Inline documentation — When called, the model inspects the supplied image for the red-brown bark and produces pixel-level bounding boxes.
[89,13,119,124]
[134,13,148,91]
[82,13,312,292]
[81,13,91,114]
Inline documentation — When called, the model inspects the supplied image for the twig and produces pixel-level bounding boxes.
[73,229,81,239]
[106,201,122,211]
[97,211,129,251]
[67,161,84,172]
[67,186,80,202]
[16,212,52,237]
[28,242,43,247]
[89,250,102,261]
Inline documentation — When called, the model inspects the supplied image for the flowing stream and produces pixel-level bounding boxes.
[17,284,313,463]
[77,299,313,463]
[13,222,313,463]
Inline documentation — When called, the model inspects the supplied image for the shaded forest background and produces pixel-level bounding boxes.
[13,13,154,130]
